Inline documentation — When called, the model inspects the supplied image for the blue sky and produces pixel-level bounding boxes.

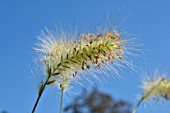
[0,0,170,113]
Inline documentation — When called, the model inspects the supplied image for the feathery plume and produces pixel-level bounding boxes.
[32,28,134,113]
[35,30,128,90]
[133,74,170,113]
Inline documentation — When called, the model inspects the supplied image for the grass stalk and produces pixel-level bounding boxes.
[59,88,65,113]
[31,75,50,113]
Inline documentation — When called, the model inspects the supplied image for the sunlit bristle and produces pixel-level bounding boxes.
[35,29,131,91]
[133,72,170,113]
[142,76,170,100]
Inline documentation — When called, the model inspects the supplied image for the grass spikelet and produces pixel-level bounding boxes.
[133,73,170,113]
[32,28,133,113]
[35,30,127,89]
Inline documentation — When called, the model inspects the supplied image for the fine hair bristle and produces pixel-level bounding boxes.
[34,28,134,91]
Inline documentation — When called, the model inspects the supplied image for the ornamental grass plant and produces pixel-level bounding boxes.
[31,27,134,113]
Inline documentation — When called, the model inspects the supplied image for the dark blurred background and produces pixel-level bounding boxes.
[1,88,132,113]
[64,88,132,113]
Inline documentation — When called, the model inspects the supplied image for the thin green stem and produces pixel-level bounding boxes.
[60,88,65,113]
[31,75,50,113]
[132,97,144,113]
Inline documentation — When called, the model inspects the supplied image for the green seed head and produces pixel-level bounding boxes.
[35,30,130,90]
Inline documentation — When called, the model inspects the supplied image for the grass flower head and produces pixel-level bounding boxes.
[32,25,137,113]
[133,72,170,113]
[35,29,130,91]
[142,76,170,101]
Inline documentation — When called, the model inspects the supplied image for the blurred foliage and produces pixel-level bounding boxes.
[1,111,8,113]
[64,88,132,113]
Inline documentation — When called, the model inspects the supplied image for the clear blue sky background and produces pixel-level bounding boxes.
[1,0,170,113]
